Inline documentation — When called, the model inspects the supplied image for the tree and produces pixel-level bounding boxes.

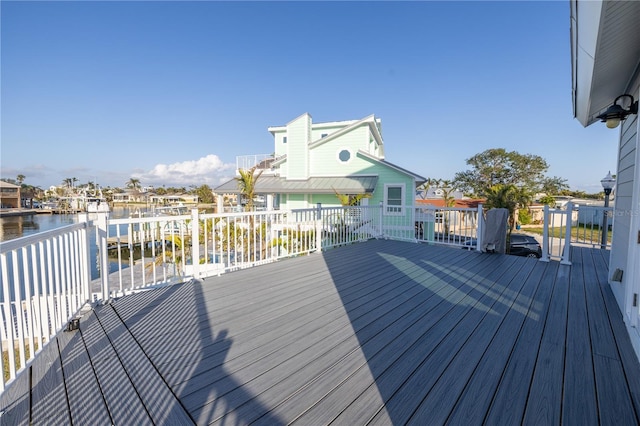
[126,178,141,191]
[16,174,25,185]
[540,176,569,195]
[333,190,371,206]
[194,184,214,204]
[417,178,439,200]
[454,148,549,196]
[538,194,556,207]
[484,184,533,236]
[236,167,263,211]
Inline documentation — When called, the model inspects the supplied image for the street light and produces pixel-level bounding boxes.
[600,171,615,249]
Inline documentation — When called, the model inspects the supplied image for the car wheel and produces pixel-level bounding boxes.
[526,253,538,258]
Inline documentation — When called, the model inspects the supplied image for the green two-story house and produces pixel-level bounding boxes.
[216,113,425,214]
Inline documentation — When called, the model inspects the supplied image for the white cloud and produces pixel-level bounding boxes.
[134,154,235,188]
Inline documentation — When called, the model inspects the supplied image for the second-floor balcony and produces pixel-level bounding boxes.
[236,154,280,175]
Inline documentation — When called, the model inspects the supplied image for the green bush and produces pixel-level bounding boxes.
[518,208,532,225]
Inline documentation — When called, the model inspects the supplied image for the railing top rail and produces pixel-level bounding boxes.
[417,206,479,212]
[0,222,90,253]
[109,214,193,225]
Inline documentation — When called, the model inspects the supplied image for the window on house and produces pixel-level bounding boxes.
[321,133,328,138]
[283,136,287,144]
[338,149,351,162]
[385,184,404,214]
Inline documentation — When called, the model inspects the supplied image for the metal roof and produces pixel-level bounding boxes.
[214,175,379,194]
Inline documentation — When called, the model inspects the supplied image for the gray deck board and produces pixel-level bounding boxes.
[520,259,571,425]
[29,336,71,425]
[470,261,560,425]
[56,325,113,425]
[0,353,31,424]
[80,307,155,425]
[563,248,599,425]
[3,240,640,425]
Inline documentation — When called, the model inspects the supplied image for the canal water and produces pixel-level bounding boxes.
[0,207,149,280]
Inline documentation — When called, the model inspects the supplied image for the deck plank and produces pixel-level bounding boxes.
[517,259,571,425]
[290,253,519,426]
[95,304,194,425]
[205,246,490,424]
[0,355,31,425]
[28,336,71,425]
[591,249,640,422]
[366,257,536,425]
[80,306,155,425]
[561,247,598,425]
[445,260,560,425]
[56,320,112,426]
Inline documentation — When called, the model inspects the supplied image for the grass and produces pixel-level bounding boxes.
[523,225,612,244]
[2,341,41,383]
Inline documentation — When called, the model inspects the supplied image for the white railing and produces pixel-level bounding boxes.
[0,203,484,390]
[236,154,275,172]
[540,202,613,264]
[1,222,92,391]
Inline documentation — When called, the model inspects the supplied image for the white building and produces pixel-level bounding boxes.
[571,0,640,360]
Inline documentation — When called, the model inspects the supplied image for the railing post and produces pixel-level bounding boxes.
[379,202,384,238]
[476,204,484,252]
[315,203,322,252]
[96,212,110,301]
[561,202,573,265]
[191,209,200,279]
[77,213,93,301]
[540,204,550,262]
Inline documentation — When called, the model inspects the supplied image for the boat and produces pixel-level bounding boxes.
[86,197,110,213]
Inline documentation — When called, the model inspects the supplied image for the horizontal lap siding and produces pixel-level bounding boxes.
[610,110,637,307]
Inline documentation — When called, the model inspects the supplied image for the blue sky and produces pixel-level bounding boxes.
[1,1,619,193]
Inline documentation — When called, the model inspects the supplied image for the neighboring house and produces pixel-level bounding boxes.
[0,181,20,208]
[215,113,426,214]
[149,194,199,205]
[571,0,640,360]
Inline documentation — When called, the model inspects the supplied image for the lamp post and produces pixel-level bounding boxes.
[600,171,615,249]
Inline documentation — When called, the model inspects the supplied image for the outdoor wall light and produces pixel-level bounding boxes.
[596,94,639,129]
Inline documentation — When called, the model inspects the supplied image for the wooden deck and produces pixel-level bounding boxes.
[1,240,639,425]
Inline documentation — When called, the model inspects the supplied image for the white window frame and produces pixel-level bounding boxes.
[384,183,405,215]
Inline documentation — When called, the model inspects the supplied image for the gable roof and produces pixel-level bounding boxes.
[357,150,426,184]
[308,114,384,156]
[214,175,379,195]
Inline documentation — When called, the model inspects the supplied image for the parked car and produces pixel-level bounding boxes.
[462,233,542,258]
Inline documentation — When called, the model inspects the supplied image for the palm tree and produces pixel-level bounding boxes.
[16,174,25,185]
[236,167,263,211]
[126,178,141,191]
[484,184,533,236]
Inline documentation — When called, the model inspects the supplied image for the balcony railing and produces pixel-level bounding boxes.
[14,202,610,390]
[540,202,614,264]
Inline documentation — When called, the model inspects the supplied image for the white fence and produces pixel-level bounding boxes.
[0,202,486,390]
[540,202,613,263]
[0,222,92,389]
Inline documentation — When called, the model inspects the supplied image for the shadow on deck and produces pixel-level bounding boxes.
[1,240,639,425]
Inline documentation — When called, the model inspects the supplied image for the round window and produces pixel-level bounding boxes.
[338,149,351,162]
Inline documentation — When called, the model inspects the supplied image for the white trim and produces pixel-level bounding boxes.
[384,183,405,216]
